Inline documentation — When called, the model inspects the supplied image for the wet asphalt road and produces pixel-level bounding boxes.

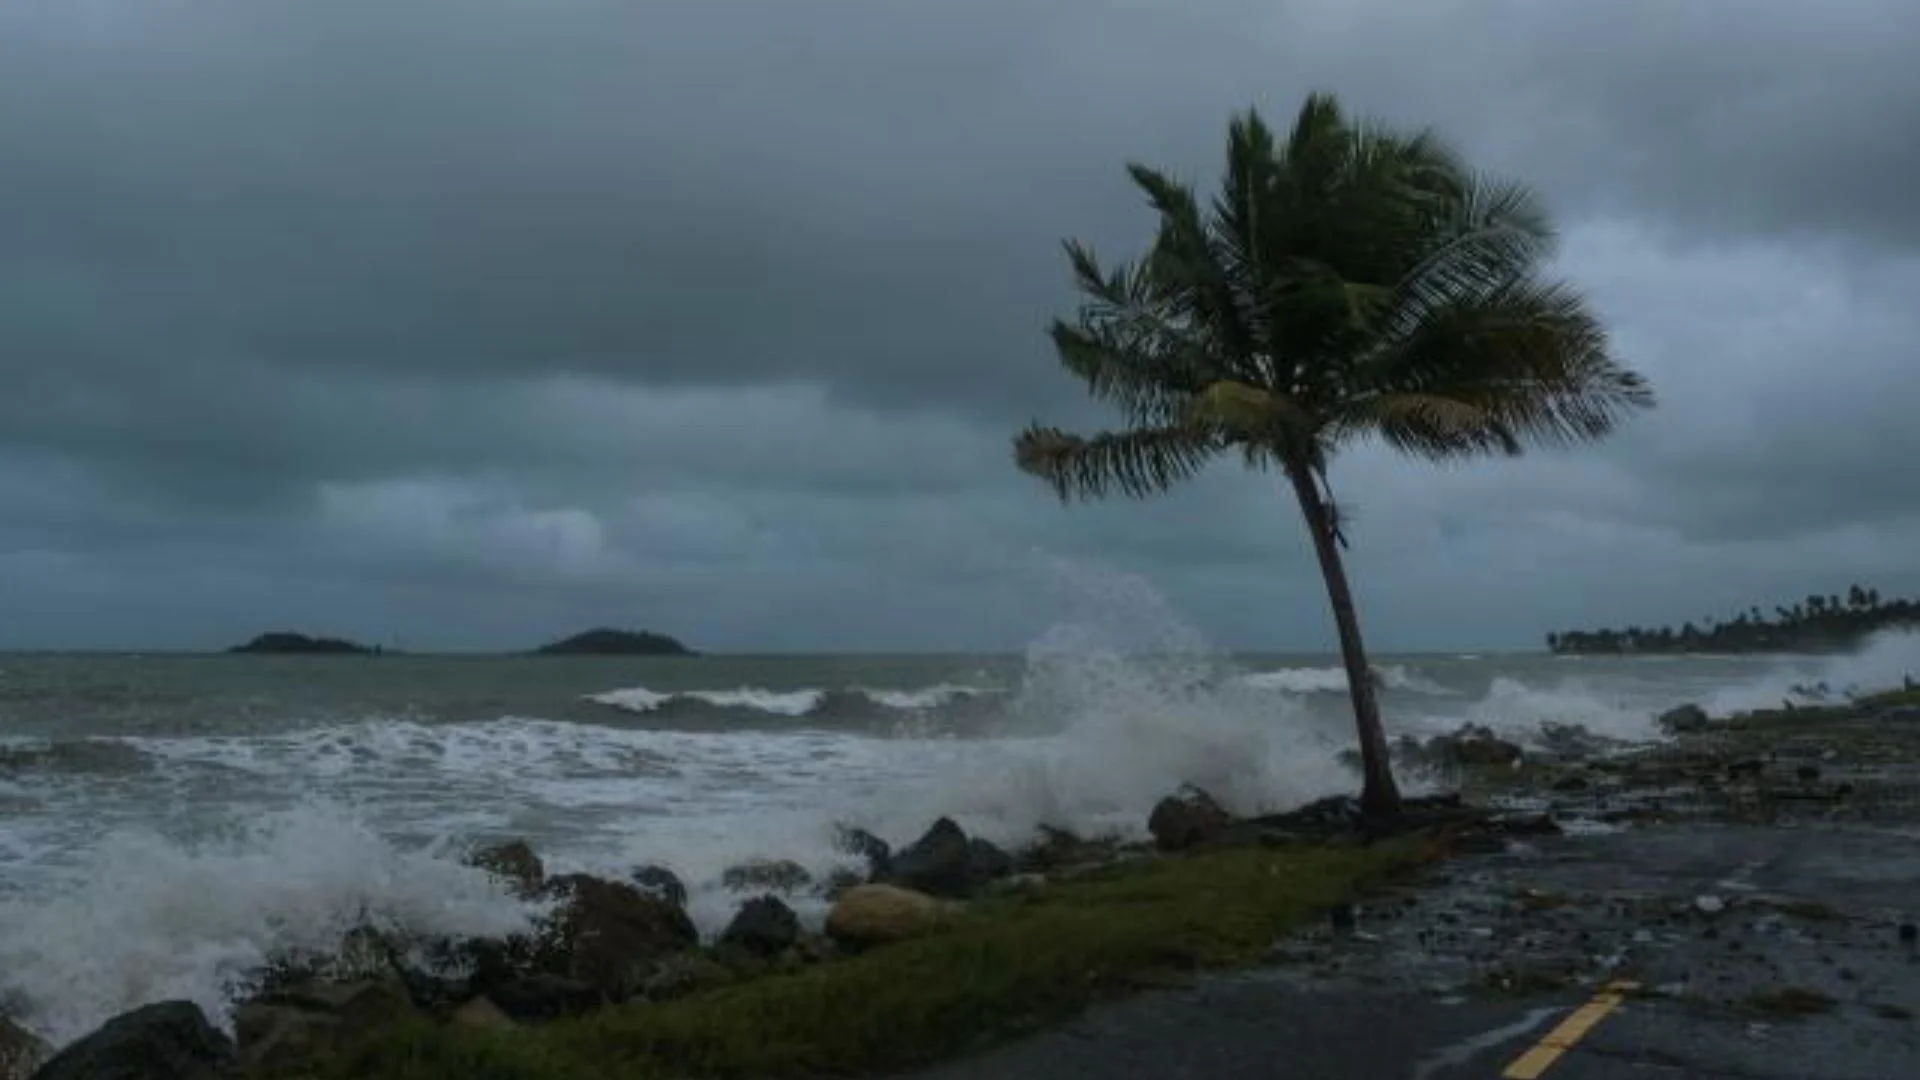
[901,823,1920,1080]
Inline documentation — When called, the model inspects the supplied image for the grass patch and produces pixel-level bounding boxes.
[1858,688,1920,710]
[321,842,1421,1080]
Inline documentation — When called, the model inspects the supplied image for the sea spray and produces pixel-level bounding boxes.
[0,802,535,1047]
[857,561,1361,845]
[1702,627,1920,715]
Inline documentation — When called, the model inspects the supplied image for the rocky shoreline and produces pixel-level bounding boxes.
[8,688,1918,1080]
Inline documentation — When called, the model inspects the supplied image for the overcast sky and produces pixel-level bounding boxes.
[3,0,1918,653]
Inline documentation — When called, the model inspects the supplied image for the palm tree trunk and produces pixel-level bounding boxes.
[1285,466,1402,816]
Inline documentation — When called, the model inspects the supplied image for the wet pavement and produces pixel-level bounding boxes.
[905,822,1920,1079]
[901,701,1920,1079]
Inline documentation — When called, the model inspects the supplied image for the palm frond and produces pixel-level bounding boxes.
[1126,163,1261,366]
[1340,279,1654,458]
[1330,392,1516,457]
[1053,241,1212,423]
[1372,173,1556,347]
[1013,423,1221,501]
[1182,379,1315,442]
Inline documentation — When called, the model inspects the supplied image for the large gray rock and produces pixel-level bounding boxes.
[1657,703,1712,734]
[832,824,893,878]
[466,839,545,898]
[28,1001,233,1080]
[534,873,699,1000]
[720,859,812,895]
[882,818,1013,898]
[1147,786,1231,852]
[720,896,801,956]
[630,864,689,907]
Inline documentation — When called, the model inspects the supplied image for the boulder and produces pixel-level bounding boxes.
[720,859,813,895]
[234,975,420,1073]
[790,933,839,966]
[1657,704,1712,734]
[824,884,953,949]
[1,1016,48,1080]
[1147,786,1231,852]
[335,925,398,980]
[882,818,1011,897]
[534,873,699,1000]
[967,837,1014,882]
[720,895,801,956]
[414,934,527,1005]
[832,825,893,878]
[28,1001,234,1080]
[820,866,866,900]
[640,953,736,1002]
[1431,725,1524,767]
[882,818,971,897]
[630,864,689,908]
[446,997,514,1031]
[466,839,545,898]
[485,975,604,1023]
[1014,825,1126,873]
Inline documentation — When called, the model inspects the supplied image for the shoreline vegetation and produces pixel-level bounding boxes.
[223,628,697,658]
[1545,584,1918,655]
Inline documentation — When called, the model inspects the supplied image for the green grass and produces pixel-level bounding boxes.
[1858,688,1920,710]
[319,842,1421,1080]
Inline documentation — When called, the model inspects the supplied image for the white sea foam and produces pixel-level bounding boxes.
[1446,676,1666,744]
[1236,663,1455,696]
[1699,628,1920,715]
[0,803,536,1047]
[584,683,993,716]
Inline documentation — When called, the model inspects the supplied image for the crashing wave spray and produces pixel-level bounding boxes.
[1703,627,1920,715]
[0,803,535,1047]
[857,560,1361,844]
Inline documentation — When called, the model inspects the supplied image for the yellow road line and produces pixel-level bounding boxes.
[1501,980,1641,1079]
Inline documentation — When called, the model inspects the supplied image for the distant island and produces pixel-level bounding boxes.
[1547,584,1920,654]
[532,628,696,657]
[228,632,383,656]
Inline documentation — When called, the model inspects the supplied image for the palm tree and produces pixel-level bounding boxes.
[1011,94,1654,815]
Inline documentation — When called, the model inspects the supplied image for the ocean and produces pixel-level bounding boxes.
[4,582,1918,1047]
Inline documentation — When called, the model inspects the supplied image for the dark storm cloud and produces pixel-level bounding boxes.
[3,0,1919,650]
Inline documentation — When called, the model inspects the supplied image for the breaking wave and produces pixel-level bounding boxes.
[1236,663,1456,696]
[585,682,1000,721]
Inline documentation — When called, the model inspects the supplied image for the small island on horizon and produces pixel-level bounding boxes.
[228,631,385,656]
[223,627,697,657]
[1547,584,1919,655]
[531,628,697,657]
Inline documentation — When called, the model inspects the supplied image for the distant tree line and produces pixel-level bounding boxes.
[1546,585,1919,654]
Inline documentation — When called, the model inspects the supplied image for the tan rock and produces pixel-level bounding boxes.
[824,884,955,948]
[447,997,515,1031]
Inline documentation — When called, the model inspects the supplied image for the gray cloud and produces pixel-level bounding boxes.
[3,0,1919,651]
